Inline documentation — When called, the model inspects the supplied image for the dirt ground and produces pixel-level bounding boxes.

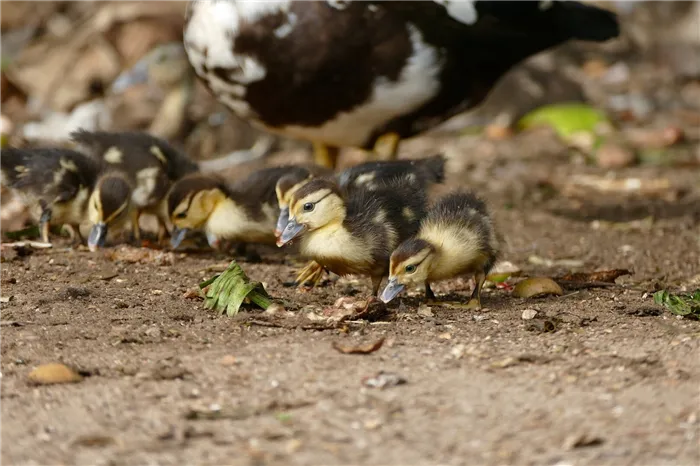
[1,130,699,466]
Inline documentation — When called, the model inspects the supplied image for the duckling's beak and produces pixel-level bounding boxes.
[87,223,108,252]
[111,58,149,94]
[278,218,305,246]
[274,207,290,238]
[170,227,189,249]
[380,277,405,303]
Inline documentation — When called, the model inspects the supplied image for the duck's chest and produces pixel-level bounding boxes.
[184,0,445,148]
[300,227,375,276]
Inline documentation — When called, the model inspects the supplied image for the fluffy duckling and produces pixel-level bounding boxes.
[70,129,199,244]
[380,191,501,310]
[167,166,302,249]
[274,155,447,288]
[1,147,132,248]
[278,176,428,298]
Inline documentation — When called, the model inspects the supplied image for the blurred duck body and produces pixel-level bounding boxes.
[380,191,501,310]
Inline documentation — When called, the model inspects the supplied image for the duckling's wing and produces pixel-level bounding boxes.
[1,148,33,186]
[338,155,446,193]
[2,148,100,203]
[70,129,198,180]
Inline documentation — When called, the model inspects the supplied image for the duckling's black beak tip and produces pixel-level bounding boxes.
[278,219,304,246]
[170,227,189,249]
[87,223,108,252]
[380,279,405,303]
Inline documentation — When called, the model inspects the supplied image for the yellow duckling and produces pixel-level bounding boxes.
[278,176,428,298]
[380,191,501,310]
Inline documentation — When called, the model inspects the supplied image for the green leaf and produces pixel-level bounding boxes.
[199,260,272,316]
[653,289,700,320]
[517,103,611,141]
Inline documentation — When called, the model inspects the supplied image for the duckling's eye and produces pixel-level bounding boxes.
[405,264,417,274]
[303,202,314,212]
[175,211,187,219]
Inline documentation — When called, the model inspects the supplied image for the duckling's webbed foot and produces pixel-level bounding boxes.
[293,260,326,288]
[129,209,143,246]
[156,215,170,245]
[39,208,52,243]
[65,224,84,246]
[465,271,487,311]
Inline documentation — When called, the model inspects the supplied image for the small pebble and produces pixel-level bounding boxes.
[521,309,538,320]
[28,363,82,385]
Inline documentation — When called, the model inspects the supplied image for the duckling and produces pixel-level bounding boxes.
[380,191,501,310]
[278,176,428,299]
[1,147,133,249]
[274,154,447,288]
[70,129,200,244]
[167,166,307,250]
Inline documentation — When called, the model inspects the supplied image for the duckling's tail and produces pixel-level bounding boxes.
[418,154,447,185]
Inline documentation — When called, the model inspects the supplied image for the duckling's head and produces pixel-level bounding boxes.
[274,172,313,238]
[87,174,132,251]
[167,174,228,248]
[380,238,437,303]
[278,178,344,246]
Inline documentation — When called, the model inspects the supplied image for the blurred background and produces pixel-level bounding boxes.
[1,1,699,231]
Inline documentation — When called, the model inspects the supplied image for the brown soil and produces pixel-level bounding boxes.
[2,133,699,466]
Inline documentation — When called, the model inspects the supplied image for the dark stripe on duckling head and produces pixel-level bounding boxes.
[290,177,342,206]
[98,175,132,222]
[390,238,434,275]
[276,170,312,202]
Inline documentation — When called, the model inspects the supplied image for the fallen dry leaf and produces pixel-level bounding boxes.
[563,433,605,450]
[623,126,684,149]
[332,338,385,355]
[28,363,83,385]
[513,278,564,299]
[556,269,632,289]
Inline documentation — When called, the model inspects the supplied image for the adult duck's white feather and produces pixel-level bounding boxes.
[432,0,478,25]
